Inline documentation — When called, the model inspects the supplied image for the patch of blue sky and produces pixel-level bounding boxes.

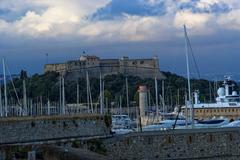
[91,0,166,20]
[0,8,18,21]
[0,7,45,22]
[178,1,231,14]
[91,0,232,21]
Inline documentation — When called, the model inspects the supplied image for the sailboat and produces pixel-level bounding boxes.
[111,77,134,134]
[142,25,194,131]
[1,58,24,117]
[180,26,232,129]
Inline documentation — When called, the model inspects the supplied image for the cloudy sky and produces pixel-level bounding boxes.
[0,0,240,79]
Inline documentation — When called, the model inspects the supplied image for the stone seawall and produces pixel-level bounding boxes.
[0,114,111,145]
[102,128,240,159]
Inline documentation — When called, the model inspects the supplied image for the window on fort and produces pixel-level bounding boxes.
[140,61,144,64]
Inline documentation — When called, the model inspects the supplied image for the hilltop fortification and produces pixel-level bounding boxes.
[44,55,165,80]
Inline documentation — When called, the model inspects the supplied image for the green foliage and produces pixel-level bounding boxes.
[4,71,238,112]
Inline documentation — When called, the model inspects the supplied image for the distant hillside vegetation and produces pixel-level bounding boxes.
[2,70,239,112]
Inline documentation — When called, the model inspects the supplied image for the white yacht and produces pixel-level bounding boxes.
[142,114,191,131]
[112,114,132,128]
[111,114,134,134]
[221,119,240,128]
[182,76,240,121]
[194,118,229,128]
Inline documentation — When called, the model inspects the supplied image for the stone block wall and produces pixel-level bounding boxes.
[0,114,111,145]
[102,128,240,159]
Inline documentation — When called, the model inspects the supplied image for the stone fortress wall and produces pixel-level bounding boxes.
[0,117,239,160]
[0,114,111,145]
[101,128,240,160]
[44,55,165,80]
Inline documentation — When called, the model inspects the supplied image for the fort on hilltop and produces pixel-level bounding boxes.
[44,55,165,80]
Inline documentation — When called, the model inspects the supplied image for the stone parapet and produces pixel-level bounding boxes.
[0,114,111,145]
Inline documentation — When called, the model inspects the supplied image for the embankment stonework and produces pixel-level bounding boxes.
[0,114,111,145]
[102,128,240,159]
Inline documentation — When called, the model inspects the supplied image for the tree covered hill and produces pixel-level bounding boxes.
[2,70,238,111]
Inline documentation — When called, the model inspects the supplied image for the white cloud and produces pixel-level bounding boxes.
[0,0,239,42]
[217,10,240,30]
[0,0,110,37]
[79,14,174,42]
[174,10,214,35]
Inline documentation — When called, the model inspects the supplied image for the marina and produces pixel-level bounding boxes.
[0,0,240,159]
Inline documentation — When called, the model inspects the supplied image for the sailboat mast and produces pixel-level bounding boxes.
[59,76,62,115]
[103,80,105,113]
[77,82,79,105]
[23,79,27,116]
[47,99,50,115]
[184,25,194,128]
[0,85,2,117]
[62,76,65,115]
[100,73,103,114]
[155,77,159,117]
[119,95,122,115]
[126,77,130,117]
[86,72,90,113]
[87,72,93,113]
[162,80,165,113]
[3,58,7,117]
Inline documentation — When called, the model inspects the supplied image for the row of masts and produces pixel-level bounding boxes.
[0,60,166,118]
